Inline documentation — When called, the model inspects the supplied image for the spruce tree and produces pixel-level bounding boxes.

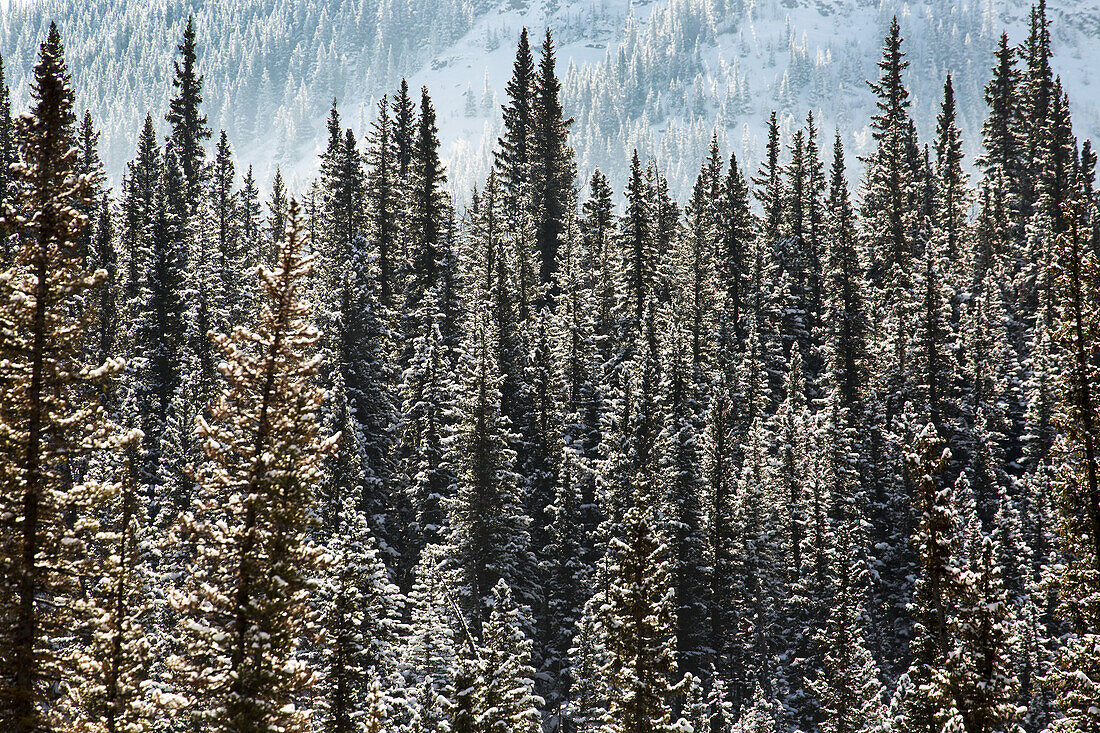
[65,427,159,733]
[497,28,536,219]
[444,311,533,631]
[478,580,543,733]
[601,476,681,733]
[618,151,655,332]
[317,373,404,733]
[366,95,399,309]
[209,130,241,329]
[0,24,122,732]
[168,199,330,732]
[165,16,211,222]
[1048,196,1100,732]
[532,28,575,296]
[0,53,15,253]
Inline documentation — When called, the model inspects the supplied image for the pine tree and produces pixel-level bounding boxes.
[752,112,784,246]
[543,216,600,722]
[531,28,575,296]
[933,75,972,286]
[478,580,543,733]
[942,533,1022,733]
[209,130,241,329]
[0,24,122,732]
[445,312,533,631]
[601,475,681,733]
[65,426,159,733]
[861,16,918,300]
[240,164,261,254]
[897,423,963,733]
[497,28,536,219]
[88,193,118,373]
[618,151,655,332]
[660,323,708,679]
[266,167,287,264]
[704,366,739,687]
[811,394,887,733]
[401,542,465,733]
[978,34,1023,258]
[393,79,417,188]
[403,87,451,344]
[317,374,404,733]
[0,53,15,254]
[167,199,331,732]
[165,16,211,222]
[1048,195,1100,733]
[397,312,457,560]
[582,169,618,368]
[715,150,755,350]
[75,111,106,262]
[366,95,399,310]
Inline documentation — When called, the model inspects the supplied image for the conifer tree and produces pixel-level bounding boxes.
[210,130,242,329]
[165,16,211,221]
[393,79,417,188]
[403,87,451,345]
[941,534,1022,733]
[266,167,287,261]
[600,475,681,733]
[478,580,543,733]
[75,111,106,261]
[811,394,887,733]
[532,28,575,296]
[168,199,331,733]
[366,95,399,309]
[0,24,122,732]
[861,17,918,299]
[445,311,533,630]
[240,164,261,255]
[65,427,159,733]
[0,53,15,247]
[497,28,535,219]
[618,151,655,332]
[317,373,404,733]
[715,150,755,350]
[897,423,963,733]
[660,324,708,678]
[89,194,118,372]
[933,75,972,286]
[1048,196,1100,732]
[582,169,618,368]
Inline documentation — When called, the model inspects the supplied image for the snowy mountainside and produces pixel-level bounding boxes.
[2,0,1098,199]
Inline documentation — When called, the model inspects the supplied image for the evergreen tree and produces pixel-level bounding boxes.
[445,311,533,630]
[165,16,211,221]
[600,476,681,733]
[478,580,543,733]
[618,151,655,332]
[1048,196,1100,733]
[0,24,122,732]
[497,28,536,219]
[75,111,106,261]
[532,28,575,296]
[0,53,15,253]
[209,130,241,329]
[317,375,404,733]
[167,199,330,732]
[366,95,399,310]
[393,79,417,188]
[65,427,159,733]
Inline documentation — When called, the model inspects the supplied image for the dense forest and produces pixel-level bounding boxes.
[1,2,1099,732]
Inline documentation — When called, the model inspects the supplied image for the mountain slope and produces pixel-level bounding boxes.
[2,0,1098,197]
